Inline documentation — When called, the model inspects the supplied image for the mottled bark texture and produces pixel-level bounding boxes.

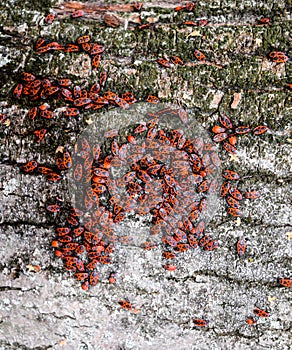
[0,1,291,349]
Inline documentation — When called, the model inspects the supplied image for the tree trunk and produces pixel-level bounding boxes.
[0,1,291,349]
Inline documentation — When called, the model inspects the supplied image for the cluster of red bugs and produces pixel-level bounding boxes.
[44,2,143,24]
[245,307,271,325]
[45,106,224,289]
[268,51,290,63]
[174,2,270,28]
[210,114,268,155]
[156,49,206,68]
[193,305,272,328]
[34,35,105,70]
[44,9,88,23]
[13,6,291,323]
[12,35,161,144]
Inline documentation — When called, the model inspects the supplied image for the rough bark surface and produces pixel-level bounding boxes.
[0,1,291,349]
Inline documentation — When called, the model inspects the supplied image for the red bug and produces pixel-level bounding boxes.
[73,164,83,181]
[213,133,228,142]
[174,5,184,11]
[77,35,90,44]
[44,13,55,24]
[226,196,240,208]
[74,272,88,281]
[56,227,71,236]
[197,19,208,26]
[45,86,59,96]
[219,181,230,197]
[33,129,46,142]
[211,125,226,134]
[27,107,38,120]
[162,252,176,259]
[258,17,270,24]
[187,235,198,249]
[46,204,60,213]
[182,21,197,26]
[73,86,81,99]
[89,83,100,95]
[21,72,35,82]
[193,220,204,236]
[235,126,251,134]
[58,79,72,87]
[13,84,23,98]
[89,272,99,286]
[253,307,269,318]
[223,142,237,154]
[74,98,92,107]
[219,114,233,129]
[157,58,171,67]
[72,227,84,237]
[199,235,212,247]
[51,240,60,248]
[203,240,219,251]
[193,319,207,327]
[115,97,130,109]
[162,264,176,271]
[228,134,237,146]
[174,243,190,253]
[246,317,257,325]
[41,79,51,89]
[227,207,242,217]
[63,44,80,53]
[72,10,84,18]
[91,54,101,69]
[236,238,246,256]
[127,135,136,144]
[184,3,195,11]
[30,80,41,89]
[253,125,268,135]
[22,160,38,173]
[122,91,137,104]
[173,228,187,242]
[46,173,62,182]
[118,300,137,313]
[170,56,184,65]
[80,42,90,52]
[193,50,206,61]
[103,91,119,101]
[40,110,54,119]
[99,71,107,86]
[63,108,80,117]
[279,278,292,288]
[134,123,147,134]
[108,272,116,284]
[161,236,177,247]
[243,190,260,199]
[81,281,89,291]
[197,179,211,193]
[222,170,240,180]
[229,187,243,201]
[70,208,84,217]
[90,44,105,55]
[145,95,159,104]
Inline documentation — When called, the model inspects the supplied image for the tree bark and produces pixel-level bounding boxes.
[0,1,291,349]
